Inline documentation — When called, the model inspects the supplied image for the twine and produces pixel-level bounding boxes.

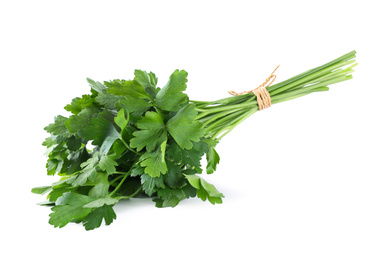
[228,65,280,110]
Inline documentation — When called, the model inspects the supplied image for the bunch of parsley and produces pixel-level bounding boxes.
[33,51,357,230]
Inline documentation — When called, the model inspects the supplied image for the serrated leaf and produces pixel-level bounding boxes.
[134,70,159,98]
[88,172,110,198]
[155,188,184,208]
[167,141,207,169]
[163,161,185,188]
[95,92,123,110]
[184,174,224,205]
[64,97,83,114]
[48,184,76,202]
[80,152,99,169]
[49,192,95,228]
[66,136,82,151]
[118,95,153,114]
[64,95,95,115]
[114,108,129,132]
[155,69,189,111]
[98,155,118,175]
[71,167,97,187]
[130,111,167,152]
[42,136,57,148]
[44,115,73,138]
[117,95,153,124]
[46,158,63,176]
[83,196,119,208]
[65,107,99,134]
[78,110,121,149]
[106,79,152,100]
[167,104,205,150]
[83,204,116,230]
[154,184,196,208]
[87,78,106,93]
[66,148,89,175]
[204,139,220,174]
[140,144,168,177]
[130,164,144,177]
[140,174,165,196]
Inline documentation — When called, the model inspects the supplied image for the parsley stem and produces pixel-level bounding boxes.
[118,186,143,200]
[109,175,124,185]
[194,51,356,140]
[214,107,258,140]
[120,138,141,155]
[109,170,130,196]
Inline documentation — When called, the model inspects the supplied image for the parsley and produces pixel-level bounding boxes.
[33,51,357,230]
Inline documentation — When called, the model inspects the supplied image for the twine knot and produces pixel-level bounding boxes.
[228,65,280,110]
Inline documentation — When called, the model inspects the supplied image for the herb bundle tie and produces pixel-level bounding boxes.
[228,65,280,110]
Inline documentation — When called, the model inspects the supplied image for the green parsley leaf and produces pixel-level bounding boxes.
[31,186,52,195]
[64,97,83,115]
[65,106,99,134]
[130,164,145,177]
[204,139,220,174]
[114,108,129,133]
[49,192,95,228]
[184,174,224,205]
[140,174,165,196]
[88,172,110,198]
[163,161,185,188]
[83,204,116,231]
[106,79,152,101]
[44,115,73,138]
[42,136,57,148]
[72,168,97,187]
[78,110,121,154]
[83,196,119,208]
[65,148,89,175]
[118,95,153,124]
[134,70,159,98]
[98,155,118,175]
[64,95,95,115]
[87,78,106,93]
[130,111,167,152]
[47,183,77,202]
[155,69,188,111]
[167,104,205,150]
[167,141,208,170]
[139,144,168,177]
[66,136,82,151]
[95,92,123,110]
[154,184,196,208]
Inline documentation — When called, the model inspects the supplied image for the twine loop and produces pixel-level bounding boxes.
[228,65,280,110]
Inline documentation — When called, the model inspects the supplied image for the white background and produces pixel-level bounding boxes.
[1,0,391,259]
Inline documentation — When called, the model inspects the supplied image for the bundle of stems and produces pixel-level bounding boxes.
[192,50,357,140]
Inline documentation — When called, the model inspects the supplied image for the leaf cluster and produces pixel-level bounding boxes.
[33,69,222,230]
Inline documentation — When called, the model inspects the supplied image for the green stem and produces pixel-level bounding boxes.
[214,107,258,140]
[117,186,143,200]
[109,175,125,185]
[120,138,141,155]
[201,106,250,127]
[268,59,356,96]
[205,108,251,134]
[193,50,356,140]
[109,170,131,196]
[267,50,356,93]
